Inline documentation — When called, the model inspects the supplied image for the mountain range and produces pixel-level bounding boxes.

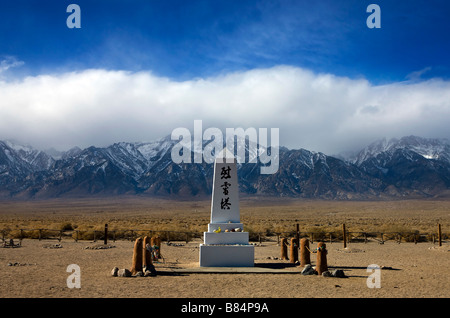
[0,135,449,200]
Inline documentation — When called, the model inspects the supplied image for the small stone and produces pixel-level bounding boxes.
[111,267,119,277]
[301,264,317,275]
[118,269,132,277]
[144,265,157,276]
[144,270,157,277]
[331,269,347,278]
[322,271,332,277]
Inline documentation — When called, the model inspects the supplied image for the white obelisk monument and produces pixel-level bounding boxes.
[199,149,254,267]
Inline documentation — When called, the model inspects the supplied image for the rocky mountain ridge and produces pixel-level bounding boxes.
[0,135,449,200]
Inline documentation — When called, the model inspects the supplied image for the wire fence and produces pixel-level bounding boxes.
[1,223,446,246]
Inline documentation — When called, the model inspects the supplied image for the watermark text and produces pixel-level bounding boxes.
[171,120,279,174]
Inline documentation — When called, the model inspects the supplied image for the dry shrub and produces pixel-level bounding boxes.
[0,228,11,239]
[72,230,93,241]
[304,226,330,241]
[60,222,74,231]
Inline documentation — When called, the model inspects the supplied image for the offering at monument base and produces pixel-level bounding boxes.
[199,149,254,267]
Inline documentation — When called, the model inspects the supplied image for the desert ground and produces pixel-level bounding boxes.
[0,197,449,301]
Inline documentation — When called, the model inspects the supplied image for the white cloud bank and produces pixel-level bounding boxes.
[0,65,449,154]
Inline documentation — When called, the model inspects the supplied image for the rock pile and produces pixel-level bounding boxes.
[42,243,62,249]
[111,266,156,278]
[111,267,132,277]
[301,264,347,278]
[7,262,36,266]
[111,236,158,278]
[84,244,116,250]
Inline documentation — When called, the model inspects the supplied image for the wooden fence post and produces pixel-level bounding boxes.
[104,224,108,245]
[438,224,442,247]
[342,224,347,248]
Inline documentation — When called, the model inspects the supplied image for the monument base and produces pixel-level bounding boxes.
[203,231,249,245]
[199,244,254,267]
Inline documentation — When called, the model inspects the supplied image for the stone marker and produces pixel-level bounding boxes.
[143,236,157,276]
[151,236,161,260]
[300,238,311,266]
[199,148,254,267]
[289,238,298,264]
[316,242,328,275]
[130,237,143,275]
[280,238,289,260]
[143,236,152,268]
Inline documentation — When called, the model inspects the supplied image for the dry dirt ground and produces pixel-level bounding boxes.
[0,197,448,315]
[1,238,448,299]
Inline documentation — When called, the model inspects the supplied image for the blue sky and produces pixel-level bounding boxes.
[0,0,450,153]
[2,0,449,82]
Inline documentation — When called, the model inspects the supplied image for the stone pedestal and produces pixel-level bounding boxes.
[199,244,254,267]
[199,149,254,267]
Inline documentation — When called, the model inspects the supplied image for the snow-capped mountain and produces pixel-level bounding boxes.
[350,136,450,166]
[0,140,56,198]
[342,136,450,197]
[1,140,55,172]
[0,135,449,199]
